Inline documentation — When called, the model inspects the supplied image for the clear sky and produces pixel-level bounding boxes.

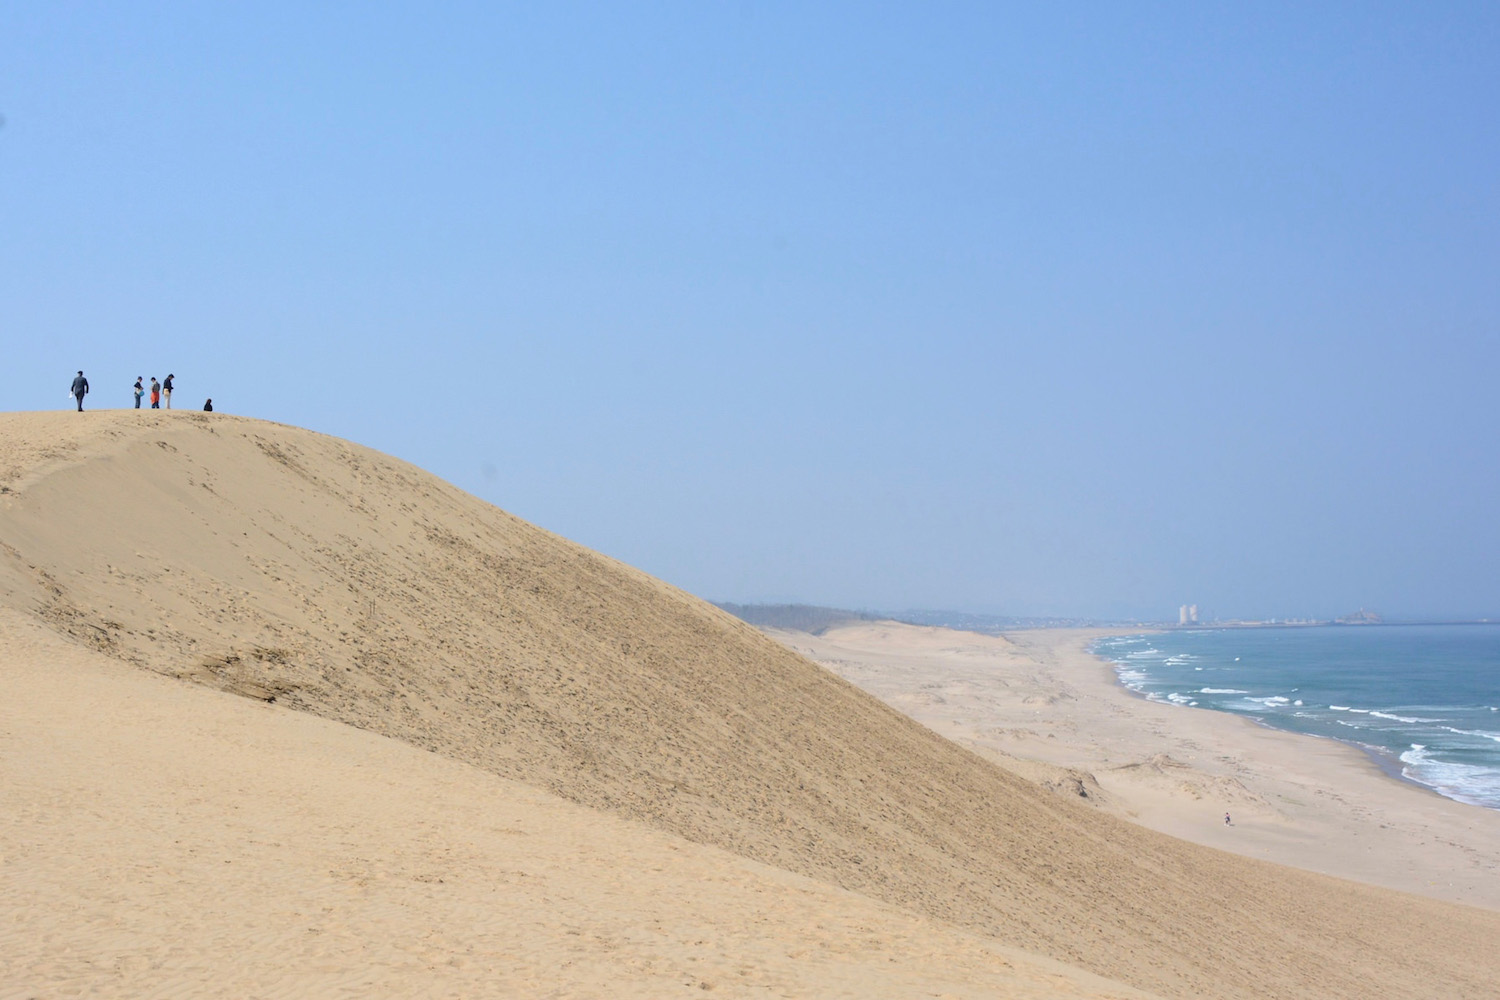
[3,3,1497,621]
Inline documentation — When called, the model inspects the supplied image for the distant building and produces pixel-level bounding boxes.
[1189,604,1199,623]
[1179,605,1189,625]
[1178,604,1200,626]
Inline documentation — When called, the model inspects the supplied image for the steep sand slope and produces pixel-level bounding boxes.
[2,606,1154,999]
[4,411,1500,1000]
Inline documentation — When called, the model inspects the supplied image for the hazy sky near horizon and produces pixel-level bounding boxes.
[4,4,1498,620]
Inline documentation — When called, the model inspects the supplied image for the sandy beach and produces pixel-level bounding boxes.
[770,622,1500,910]
[5,411,1500,999]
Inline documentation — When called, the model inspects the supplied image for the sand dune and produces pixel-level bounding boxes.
[4,411,1500,999]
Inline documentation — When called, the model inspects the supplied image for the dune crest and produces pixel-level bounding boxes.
[3,411,1499,1000]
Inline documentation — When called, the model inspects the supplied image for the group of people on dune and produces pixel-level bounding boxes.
[70,371,211,413]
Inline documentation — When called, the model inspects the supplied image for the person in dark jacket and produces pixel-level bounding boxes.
[163,373,175,409]
[203,399,213,412]
[70,371,89,412]
[133,377,144,409]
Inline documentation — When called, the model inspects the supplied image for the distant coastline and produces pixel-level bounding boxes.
[713,602,1497,636]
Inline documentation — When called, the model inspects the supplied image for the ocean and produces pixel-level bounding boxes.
[1092,625,1500,810]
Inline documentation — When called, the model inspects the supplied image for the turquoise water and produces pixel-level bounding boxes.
[1092,625,1500,810]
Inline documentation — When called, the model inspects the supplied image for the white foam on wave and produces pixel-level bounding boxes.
[1400,744,1500,809]
[1248,696,1290,707]
[1199,687,1248,694]
[1440,726,1500,744]
[1369,710,1441,725]
[1143,691,1199,708]
[1329,706,1438,724]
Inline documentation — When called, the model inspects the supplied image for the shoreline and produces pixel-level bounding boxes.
[1086,630,1494,812]
[770,621,1500,911]
[1087,631,1437,798]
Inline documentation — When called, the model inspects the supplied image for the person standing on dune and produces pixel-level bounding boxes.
[163,373,175,409]
[70,371,89,412]
[133,376,144,409]
[150,377,161,409]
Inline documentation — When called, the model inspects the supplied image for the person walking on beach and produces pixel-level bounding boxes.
[70,371,89,411]
[1225,812,1232,826]
[162,373,175,409]
[150,377,161,408]
[133,377,144,409]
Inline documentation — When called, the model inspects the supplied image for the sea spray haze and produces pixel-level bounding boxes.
[1095,625,1500,809]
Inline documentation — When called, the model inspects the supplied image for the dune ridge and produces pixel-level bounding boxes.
[4,410,1500,999]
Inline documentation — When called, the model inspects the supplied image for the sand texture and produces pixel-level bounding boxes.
[4,411,1500,999]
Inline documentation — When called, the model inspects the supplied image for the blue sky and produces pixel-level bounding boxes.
[3,3,1497,620]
